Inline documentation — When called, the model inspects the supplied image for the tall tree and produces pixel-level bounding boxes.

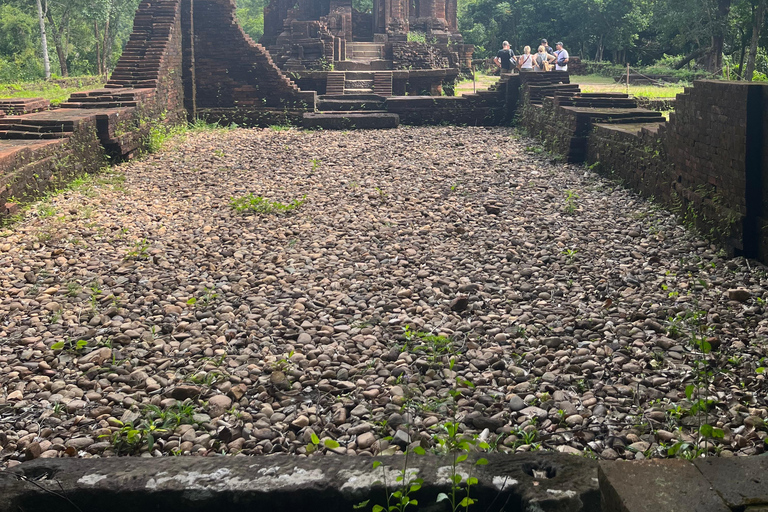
[46,0,73,77]
[745,0,767,79]
[34,0,51,78]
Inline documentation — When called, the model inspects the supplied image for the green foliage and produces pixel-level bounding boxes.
[407,31,427,43]
[51,339,88,352]
[229,193,306,215]
[124,238,150,260]
[564,190,579,214]
[105,400,199,455]
[306,431,342,455]
[403,325,456,363]
[236,0,267,42]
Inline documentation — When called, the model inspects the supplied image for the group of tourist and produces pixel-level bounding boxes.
[494,39,569,73]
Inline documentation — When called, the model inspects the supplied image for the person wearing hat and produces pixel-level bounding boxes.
[541,39,554,55]
[554,42,569,71]
[494,41,516,74]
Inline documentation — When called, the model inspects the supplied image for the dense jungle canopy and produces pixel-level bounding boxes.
[0,0,765,81]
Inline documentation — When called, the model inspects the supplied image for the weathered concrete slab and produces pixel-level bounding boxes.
[599,459,730,512]
[695,456,768,509]
[0,453,599,512]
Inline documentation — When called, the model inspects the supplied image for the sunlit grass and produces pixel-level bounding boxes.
[578,74,684,98]
[0,77,104,105]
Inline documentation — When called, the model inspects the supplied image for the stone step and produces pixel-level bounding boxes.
[316,98,386,111]
[0,130,73,140]
[303,112,399,130]
[345,80,374,89]
[344,88,374,95]
[373,72,393,97]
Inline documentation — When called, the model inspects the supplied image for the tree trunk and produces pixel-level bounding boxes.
[94,22,103,76]
[46,9,69,77]
[675,47,707,69]
[708,0,732,73]
[35,0,51,79]
[745,0,767,81]
[738,27,747,79]
[594,35,603,61]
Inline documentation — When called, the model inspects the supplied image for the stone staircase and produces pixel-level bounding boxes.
[325,71,388,96]
[305,93,398,129]
[373,72,393,97]
[525,83,666,162]
[105,0,178,89]
[344,72,375,94]
[59,88,155,109]
[347,42,384,61]
[325,72,345,96]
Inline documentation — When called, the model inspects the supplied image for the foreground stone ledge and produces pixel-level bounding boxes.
[598,456,768,512]
[0,453,599,512]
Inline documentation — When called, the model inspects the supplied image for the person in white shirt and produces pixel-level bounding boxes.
[518,46,535,71]
[554,42,569,71]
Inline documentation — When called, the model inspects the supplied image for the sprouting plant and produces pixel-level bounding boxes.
[433,422,489,512]
[89,282,102,311]
[564,190,579,214]
[36,203,57,218]
[125,238,150,260]
[562,248,578,264]
[404,325,455,363]
[310,158,321,172]
[187,286,218,308]
[375,187,388,200]
[66,281,82,297]
[306,431,341,455]
[51,339,88,352]
[229,193,306,215]
[361,448,424,512]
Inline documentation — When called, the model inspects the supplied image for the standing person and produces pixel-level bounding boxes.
[554,42,569,71]
[494,41,516,74]
[541,39,554,55]
[518,45,535,71]
[534,45,554,72]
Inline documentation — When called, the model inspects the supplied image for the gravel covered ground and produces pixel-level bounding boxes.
[1,125,767,467]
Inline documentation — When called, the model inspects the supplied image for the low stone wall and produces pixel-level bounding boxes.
[518,76,768,261]
[0,129,106,216]
[385,94,500,126]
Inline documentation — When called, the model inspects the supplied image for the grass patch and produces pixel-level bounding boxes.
[578,74,684,98]
[230,193,306,215]
[0,77,104,105]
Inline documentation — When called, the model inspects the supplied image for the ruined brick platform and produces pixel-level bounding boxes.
[0,98,51,116]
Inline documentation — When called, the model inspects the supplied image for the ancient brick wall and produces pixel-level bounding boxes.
[391,42,450,69]
[186,0,316,119]
[519,77,768,259]
[662,81,753,253]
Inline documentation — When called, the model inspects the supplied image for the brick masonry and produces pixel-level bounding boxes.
[184,0,316,125]
[520,76,768,262]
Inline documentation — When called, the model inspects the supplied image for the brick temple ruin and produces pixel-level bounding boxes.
[259,0,473,97]
[1,0,768,264]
